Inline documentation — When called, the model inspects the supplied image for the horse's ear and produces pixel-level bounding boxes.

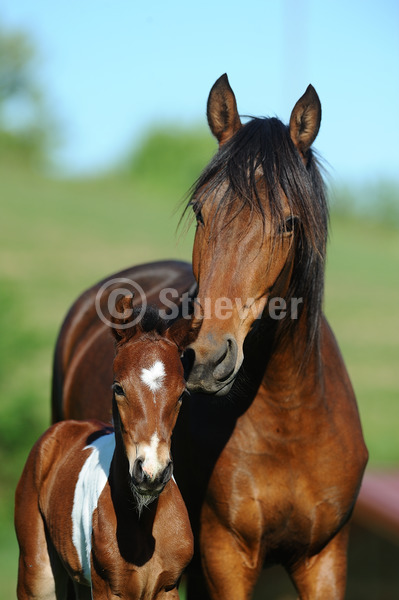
[207,73,242,146]
[289,84,321,159]
[111,294,136,343]
[165,316,197,353]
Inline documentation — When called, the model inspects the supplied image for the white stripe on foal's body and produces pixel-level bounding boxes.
[72,433,115,584]
[140,360,166,393]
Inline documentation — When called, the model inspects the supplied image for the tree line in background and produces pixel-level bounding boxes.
[0,20,398,227]
[0,21,57,165]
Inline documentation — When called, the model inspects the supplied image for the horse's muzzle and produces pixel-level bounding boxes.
[185,335,239,395]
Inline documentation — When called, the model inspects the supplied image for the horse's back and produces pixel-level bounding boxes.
[52,260,194,423]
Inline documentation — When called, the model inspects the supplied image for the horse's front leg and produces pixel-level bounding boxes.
[199,502,264,600]
[288,524,350,600]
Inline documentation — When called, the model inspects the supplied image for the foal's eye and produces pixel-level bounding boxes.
[112,383,125,397]
[177,389,190,406]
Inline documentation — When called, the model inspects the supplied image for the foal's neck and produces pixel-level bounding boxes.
[107,435,159,566]
[110,435,158,523]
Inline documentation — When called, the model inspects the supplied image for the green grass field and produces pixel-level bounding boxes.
[1,148,398,597]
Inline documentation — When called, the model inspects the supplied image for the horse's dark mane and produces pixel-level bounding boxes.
[185,116,329,360]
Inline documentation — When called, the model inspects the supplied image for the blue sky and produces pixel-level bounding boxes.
[2,0,399,183]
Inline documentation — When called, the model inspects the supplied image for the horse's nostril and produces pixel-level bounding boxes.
[132,457,144,485]
[181,347,195,379]
[214,344,228,367]
[213,336,238,382]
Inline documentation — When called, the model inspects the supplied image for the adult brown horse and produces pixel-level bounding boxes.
[51,75,368,599]
[16,302,193,600]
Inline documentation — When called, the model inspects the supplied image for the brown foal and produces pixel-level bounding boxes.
[15,302,193,600]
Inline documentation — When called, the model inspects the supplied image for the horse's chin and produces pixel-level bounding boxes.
[211,378,236,396]
[187,376,236,396]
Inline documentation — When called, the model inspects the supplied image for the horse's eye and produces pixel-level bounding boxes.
[112,383,125,397]
[196,210,204,226]
[281,216,298,234]
[189,199,204,226]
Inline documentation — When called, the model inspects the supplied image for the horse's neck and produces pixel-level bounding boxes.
[246,311,324,405]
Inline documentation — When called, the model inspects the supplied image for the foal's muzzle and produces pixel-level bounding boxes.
[131,458,173,495]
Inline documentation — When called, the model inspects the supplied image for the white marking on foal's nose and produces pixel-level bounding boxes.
[141,432,161,479]
[140,360,165,393]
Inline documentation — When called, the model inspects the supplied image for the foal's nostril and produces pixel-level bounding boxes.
[132,457,144,485]
[213,336,238,382]
[161,460,173,485]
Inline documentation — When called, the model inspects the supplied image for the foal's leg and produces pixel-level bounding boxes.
[16,513,72,600]
[15,468,55,600]
[15,450,71,600]
[15,504,62,600]
[198,505,263,600]
[288,524,350,600]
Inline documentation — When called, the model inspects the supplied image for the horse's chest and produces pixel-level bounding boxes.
[208,426,349,556]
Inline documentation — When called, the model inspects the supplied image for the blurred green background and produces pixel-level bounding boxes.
[1,20,398,600]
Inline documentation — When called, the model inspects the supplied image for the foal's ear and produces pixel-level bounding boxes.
[207,73,242,146]
[165,316,197,353]
[111,294,135,343]
[289,84,321,159]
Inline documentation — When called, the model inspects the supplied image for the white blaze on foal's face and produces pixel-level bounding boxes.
[140,360,166,394]
[138,360,167,479]
[140,432,161,479]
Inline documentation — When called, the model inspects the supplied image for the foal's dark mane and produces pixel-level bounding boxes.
[114,305,168,346]
[186,117,329,360]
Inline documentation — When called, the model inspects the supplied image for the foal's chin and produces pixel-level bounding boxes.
[130,483,163,517]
